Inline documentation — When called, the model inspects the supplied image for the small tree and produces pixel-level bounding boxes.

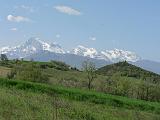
[0,54,8,61]
[82,60,97,90]
[0,54,8,65]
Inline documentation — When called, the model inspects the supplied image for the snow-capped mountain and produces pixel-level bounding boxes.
[1,37,160,74]
[100,49,141,62]
[71,45,98,58]
[0,37,65,58]
[0,38,140,62]
[70,45,140,62]
[0,46,13,54]
[70,45,105,60]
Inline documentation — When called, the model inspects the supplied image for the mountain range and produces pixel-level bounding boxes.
[0,37,160,74]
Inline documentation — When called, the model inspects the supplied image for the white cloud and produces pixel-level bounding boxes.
[54,5,82,16]
[89,36,96,41]
[10,28,18,31]
[7,15,31,22]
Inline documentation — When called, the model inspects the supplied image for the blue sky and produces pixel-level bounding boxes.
[0,0,160,61]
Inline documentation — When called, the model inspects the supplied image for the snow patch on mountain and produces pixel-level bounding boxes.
[71,45,98,58]
[0,37,65,58]
[22,37,65,54]
[0,38,140,62]
[0,46,12,54]
[70,46,140,62]
[101,49,141,62]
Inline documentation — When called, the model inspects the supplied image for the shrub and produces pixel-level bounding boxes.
[8,62,49,83]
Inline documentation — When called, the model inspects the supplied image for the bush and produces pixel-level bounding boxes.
[50,60,70,71]
[8,62,49,83]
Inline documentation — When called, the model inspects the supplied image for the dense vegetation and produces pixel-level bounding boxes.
[0,58,72,71]
[0,55,160,119]
[1,86,159,120]
[0,78,159,119]
[97,61,160,84]
[96,61,160,102]
[0,59,160,102]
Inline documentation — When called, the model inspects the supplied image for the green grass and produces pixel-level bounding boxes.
[0,78,160,114]
[0,60,160,119]
[0,86,160,120]
[43,67,107,90]
[1,60,159,103]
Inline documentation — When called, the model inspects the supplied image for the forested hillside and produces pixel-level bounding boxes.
[97,61,160,83]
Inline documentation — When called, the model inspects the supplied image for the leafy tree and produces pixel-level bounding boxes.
[0,54,8,61]
[0,54,8,65]
[82,60,97,90]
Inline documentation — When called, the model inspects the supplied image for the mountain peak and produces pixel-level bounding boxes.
[70,45,98,58]
[0,38,140,63]
[101,48,141,62]
[70,46,140,62]
[24,37,65,54]
[0,37,65,58]
[97,61,160,81]
[25,37,49,47]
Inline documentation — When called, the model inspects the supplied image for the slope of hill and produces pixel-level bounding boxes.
[0,78,159,120]
[0,59,160,119]
[133,60,160,74]
[97,61,160,83]
[0,60,160,102]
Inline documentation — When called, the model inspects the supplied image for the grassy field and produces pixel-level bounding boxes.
[0,61,160,119]
[0,85,160,120]
[0,78,160,112]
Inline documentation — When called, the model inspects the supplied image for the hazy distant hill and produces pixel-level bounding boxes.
[25,51,112,68]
